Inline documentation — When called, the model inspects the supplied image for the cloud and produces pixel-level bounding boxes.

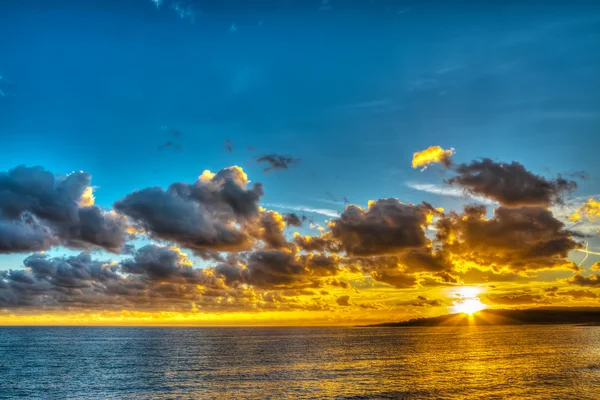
[570,198,600,223]
[557,289,598,299]
[0,165,129,253]
[459,268,532,284]
[406,182,495,204]
[447,159,577,207]
[282,213,304,227]
[412,146,454,170]
[359,302,385,310]
[1,246,338,313]
[293,233,340,253]
[224,138,233,153]
[369,269,418,288]
[171,1,196,23]
[436,204,581,272]
[0,153,593,319]
[551,195,600,235]
[256,154,300,172]
[78,187,95,207]
[121,245,201,283]
[215,249,342,290]
[115,166,263,253]
[0,247,234,312]
[0,218,56,254]
[253,210,287,249]
[328,199,438,256]
[0,252,124,308]
[410,296,444,307]
[265,203,339,218]
[484,293,551,305]
[336,295,351,306]
[567,274,600,287]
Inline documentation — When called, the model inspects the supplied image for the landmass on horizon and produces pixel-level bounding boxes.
[365,307,600,327]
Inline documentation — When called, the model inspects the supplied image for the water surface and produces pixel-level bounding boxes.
[1,326,600,399]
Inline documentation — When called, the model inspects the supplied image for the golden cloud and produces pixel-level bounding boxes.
[412,146,454,170]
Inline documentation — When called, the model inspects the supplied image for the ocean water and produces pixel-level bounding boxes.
[1,326,600,399]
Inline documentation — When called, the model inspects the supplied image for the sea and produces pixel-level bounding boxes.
[1,325,599,399]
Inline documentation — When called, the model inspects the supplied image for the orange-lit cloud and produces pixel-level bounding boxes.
[412,145,454,170]
[570,198,600,222]
[78,186,95,207]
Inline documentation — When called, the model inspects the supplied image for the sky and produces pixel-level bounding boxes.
[0,0,599,325]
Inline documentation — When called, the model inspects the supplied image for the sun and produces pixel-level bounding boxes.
[451,287,487,315]
[454,298,486,315]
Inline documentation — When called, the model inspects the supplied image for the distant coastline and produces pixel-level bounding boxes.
[363,307,600,327]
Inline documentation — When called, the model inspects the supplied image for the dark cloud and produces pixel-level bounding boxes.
[484,293,551,305]
[410,296,444,307]
[253,210,287,249]
[300,253,340,277]
[256,154,300,172]
[115,167,263,252]
[0,217,56,254]
[282,213,304,227]
[359,302,384,310]
[567,274,600,287]
[225,138,233,153]
[24,252,121,288]
[0,252,122,308]
[398,249,451,273]
[218,250,306,289]
[63,206,130,252]
[329,199,437,256]
[0,247,227,311]
[431,271,459,284]
[122,245,205,283]
[293,234,340,253]
[287,198,447,289]
[447,159,577,207]
[336,295,351,306]
[435,204,581,272]
[557,289,598,299]
[344,252,452,288]
[0,242,348,312]
[215,250,342,289]
[0,165,129,253]
[369,269,418,288]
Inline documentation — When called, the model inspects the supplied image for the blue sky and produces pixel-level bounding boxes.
[1,0,599,271]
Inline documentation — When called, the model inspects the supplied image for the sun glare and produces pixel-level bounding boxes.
[454,298,486,315]
[452,287,487,315]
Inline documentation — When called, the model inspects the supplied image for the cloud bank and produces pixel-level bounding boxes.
[0,150,597,321]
